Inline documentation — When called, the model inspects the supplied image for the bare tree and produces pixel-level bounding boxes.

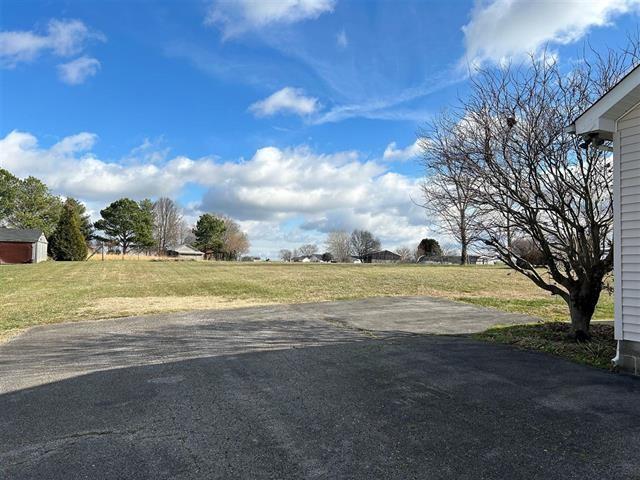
[178,220,195,245]
[326,230,351,262]
[395,246,414,263]
[440,242,460,256]
[220,215,250,260]
[350,229,380,259]
[153,197,182,254]
[449,49,638,339]
[419,113,484,264]
[297,244,318,256]
[279,249,293,262]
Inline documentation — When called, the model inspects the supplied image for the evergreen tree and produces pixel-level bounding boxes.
[94,198,155,255]
[136,199,156,251]
[416,238,442,258]
[49,200,87,261]
[193,214,226,259]
[66,198,94,243]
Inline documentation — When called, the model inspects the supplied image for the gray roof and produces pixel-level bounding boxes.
[366,250,401,258]
[0,227,46,243]
[167,244,203,255]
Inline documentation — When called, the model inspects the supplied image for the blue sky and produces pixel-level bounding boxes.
[1,0,640,257]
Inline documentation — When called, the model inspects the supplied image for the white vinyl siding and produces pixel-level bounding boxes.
[618,103,640,342]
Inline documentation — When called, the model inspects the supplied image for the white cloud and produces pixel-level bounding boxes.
[57,56,101,84]
[0,130,189,201]
[383,140,421,162]
[50,132,98,154]
[197,145,385,221]
[206,0,336,38]
[0,19,104,67]
[0,130,430,257]
[126,137,171,164]
[249,87,319,117]
[462,0,640,66]
[336,29,348,48]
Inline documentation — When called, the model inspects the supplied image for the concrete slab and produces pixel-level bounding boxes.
[0,296,535,392]
[306,295,537,334]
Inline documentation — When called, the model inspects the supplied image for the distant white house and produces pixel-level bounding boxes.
[166,245,204,260]
[567,63,640,375]
[472,255,499,265]
[292,253,331,263]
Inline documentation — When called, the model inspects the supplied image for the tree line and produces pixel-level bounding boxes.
[0,168,249,261]
[418,40,640,337]
[278,230,446,264]
[279,229,382,263]
[1,169,93,261]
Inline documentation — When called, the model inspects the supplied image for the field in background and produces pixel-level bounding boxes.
[0,261,614,339]
[87,253,165,261]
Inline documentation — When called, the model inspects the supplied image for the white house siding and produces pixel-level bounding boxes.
[617,103,640,344]
[33,236,48,263]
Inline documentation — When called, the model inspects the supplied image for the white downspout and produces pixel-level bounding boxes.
[611,119,623,368]
[612,340,622,367]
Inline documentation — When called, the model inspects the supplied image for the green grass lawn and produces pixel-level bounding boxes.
[0,260,614,340]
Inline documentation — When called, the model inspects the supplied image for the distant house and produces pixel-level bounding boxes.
[357,250,401,264]
[293,253,333,263]
[417,255,461,264]
[166,245,204,260]
[417,254,499,265]
[0,228,48,264]
[472,255,499,265]
[293,254,320,263]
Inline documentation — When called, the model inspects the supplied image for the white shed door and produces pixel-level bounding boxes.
[618,104,640,342]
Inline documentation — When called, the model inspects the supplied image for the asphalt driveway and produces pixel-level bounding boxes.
[1,297,638,479]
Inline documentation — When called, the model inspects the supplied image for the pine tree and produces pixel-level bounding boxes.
[66,197,94,243]
[94,198,154,255]
[49,200,87,261]
[193,214,226,259]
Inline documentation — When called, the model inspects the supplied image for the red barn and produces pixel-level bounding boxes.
[0,228,48,264]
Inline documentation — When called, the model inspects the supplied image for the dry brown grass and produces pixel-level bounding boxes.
[1,261,614,338]
[78,296,273,318]
[87,252,166,261]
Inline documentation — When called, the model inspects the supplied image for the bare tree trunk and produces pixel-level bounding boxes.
[460,241,468,265]
[568,282,603,341]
